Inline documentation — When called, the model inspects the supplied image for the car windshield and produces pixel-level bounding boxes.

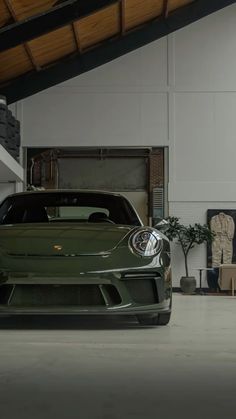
[0,192,141,226]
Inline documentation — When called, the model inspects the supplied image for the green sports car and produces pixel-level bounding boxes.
[0,190,171,325]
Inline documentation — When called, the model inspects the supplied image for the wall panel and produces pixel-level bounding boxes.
[22,92,168,147]
[174,5,236,91]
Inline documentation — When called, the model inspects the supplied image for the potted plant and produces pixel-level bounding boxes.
[164,217,215,294]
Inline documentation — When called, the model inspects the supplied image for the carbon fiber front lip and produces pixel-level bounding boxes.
[0,302,171,316]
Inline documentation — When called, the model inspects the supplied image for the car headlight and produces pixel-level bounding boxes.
[129,228,162,257]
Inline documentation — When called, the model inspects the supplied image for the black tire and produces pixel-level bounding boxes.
[137,312,171,326]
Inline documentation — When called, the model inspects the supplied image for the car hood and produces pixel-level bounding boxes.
[0,223,135,256]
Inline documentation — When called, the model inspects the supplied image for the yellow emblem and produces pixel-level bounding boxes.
[53,245,63,251]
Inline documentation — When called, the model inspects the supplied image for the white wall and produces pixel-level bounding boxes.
[0,184,16,201]
[22,38,168,147]
[20,4,236,286]
[168,4,236,285]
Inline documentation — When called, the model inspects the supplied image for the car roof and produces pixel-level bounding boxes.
[7,189,125,199]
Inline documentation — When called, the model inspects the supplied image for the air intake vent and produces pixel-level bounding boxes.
[122,273,160,304]
[153,187,164,219]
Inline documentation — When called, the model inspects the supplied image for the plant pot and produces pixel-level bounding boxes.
[180,276,196,294]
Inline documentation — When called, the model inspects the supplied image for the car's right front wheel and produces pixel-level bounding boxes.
[137,312,171,326]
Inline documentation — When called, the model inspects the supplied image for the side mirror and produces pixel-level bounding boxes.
[154,218,169,233]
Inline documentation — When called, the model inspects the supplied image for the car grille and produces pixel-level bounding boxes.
[0,284,109,307]
[0,283,123,308]
[122,273,160,304]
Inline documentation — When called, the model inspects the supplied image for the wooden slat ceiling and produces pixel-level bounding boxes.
[0,0,234,102]
[0,0,193,84]
[0,2,11,27]
[5,0,56,20]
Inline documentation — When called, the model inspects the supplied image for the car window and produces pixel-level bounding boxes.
[0,192,141,226]
[49,206,109,220]
[0,200,10,223]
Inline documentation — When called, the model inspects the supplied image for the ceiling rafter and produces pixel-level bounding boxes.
[3,0,40,70]
[163,0,169,18]
[0,0,118,54]
[24,43,40,70]
[72,22,82,52]
[119,0,125,35]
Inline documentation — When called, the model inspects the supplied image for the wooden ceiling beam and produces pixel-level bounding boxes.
[0,0,118,53]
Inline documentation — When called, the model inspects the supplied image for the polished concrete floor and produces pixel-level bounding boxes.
[0,294,236,419]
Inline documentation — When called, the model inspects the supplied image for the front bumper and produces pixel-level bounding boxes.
[0,270,171,316]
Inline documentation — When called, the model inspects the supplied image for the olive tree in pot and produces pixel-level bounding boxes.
[164,217,215,294]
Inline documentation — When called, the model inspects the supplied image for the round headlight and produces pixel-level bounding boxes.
[129,228,162,257]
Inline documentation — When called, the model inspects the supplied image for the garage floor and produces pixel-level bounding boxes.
[0,294,236,419]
